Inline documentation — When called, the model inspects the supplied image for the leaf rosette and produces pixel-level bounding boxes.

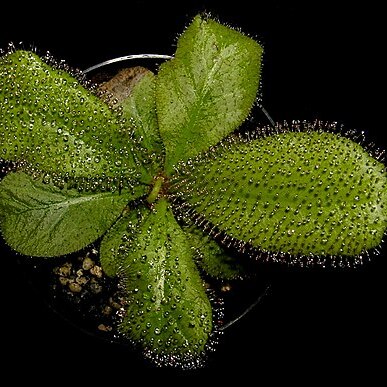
[0,14,386,368]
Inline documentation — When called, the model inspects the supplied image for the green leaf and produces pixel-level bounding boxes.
[0,50,143,189]
[119,198,212,361]
[99,67,164,183]
[156,14,263,175]
[119,69,164,164]
[0,172,144,256]
[184,223,247,280]
[99,205,150,277]
[172,125,387,258]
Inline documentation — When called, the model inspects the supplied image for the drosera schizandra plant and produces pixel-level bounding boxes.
[0,14,386,368]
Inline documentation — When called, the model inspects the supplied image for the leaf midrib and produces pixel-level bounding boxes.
[184,43,238,137]
[10,191,118,215]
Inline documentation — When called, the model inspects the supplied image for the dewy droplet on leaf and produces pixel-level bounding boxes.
[170,121,387,266]
[0,50,147,191]
[116,199,214,367]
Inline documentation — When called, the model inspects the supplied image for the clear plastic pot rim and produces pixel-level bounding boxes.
[83,53,173,74]
[84,53,275,126]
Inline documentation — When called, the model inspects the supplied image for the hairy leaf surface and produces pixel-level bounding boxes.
[156,15,263,175]
[0,172,142,256]
[184,224,247,279]
[99,67,164,183]
[0,50,143,189]
[119,199,212,360]
[100,205,150,277]
[172,125,387,258]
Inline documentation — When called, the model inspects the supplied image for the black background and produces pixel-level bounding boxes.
[0,0,385,382]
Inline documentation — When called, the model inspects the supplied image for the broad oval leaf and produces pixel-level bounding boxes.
[0,50,143,189]
[0,172,145,256]
[118,198,212,364]
[171,124,387,259]
[156,15,263,175]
